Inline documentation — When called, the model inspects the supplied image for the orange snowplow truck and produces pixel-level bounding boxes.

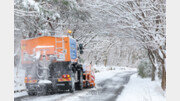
[21,36,95,95]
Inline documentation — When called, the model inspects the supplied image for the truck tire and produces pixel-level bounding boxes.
[37,85,47,95]
[77,70,83,90]
[70,77,75,93]
[27,92,35,96]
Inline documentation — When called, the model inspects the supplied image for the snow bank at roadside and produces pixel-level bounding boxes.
[94,65,136,84]
[14,68,28,98]
[14,68,26,92]
[14,91,28,98]
[93,65,136,73]
[116,74,166,101]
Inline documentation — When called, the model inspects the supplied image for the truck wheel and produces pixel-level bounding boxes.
[28,92,35,96]
[37,85,47,95]
[77,70,83,90]
[70,77,75,93]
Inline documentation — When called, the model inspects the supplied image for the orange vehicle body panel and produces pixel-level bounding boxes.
[21,36,74,64]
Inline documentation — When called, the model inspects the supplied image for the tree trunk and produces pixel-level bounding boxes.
[104,56,107,67]
[156,47,166,91]
[161,62,166,91]
[151,65,156,81]
[148,49,156,81]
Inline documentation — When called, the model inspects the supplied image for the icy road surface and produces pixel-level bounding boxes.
[14,69,136,101]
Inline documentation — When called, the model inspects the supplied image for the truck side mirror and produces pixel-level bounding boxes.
[79,44,83,50]
[79,44,84,54]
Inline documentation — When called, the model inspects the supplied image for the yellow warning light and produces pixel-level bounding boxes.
[67,30,72,34]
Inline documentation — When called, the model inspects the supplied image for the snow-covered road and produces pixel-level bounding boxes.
[14,69,136,101]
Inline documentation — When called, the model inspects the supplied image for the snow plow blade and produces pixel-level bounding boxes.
[83,64,95,88]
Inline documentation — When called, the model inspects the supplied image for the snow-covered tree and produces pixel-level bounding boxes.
[77,0,166,90]
[14,0,166,90]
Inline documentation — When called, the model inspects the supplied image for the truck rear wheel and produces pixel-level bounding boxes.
[37,85,47,95]
[69,77,75,93]
[76,70,83,90]
[27,92,36,96]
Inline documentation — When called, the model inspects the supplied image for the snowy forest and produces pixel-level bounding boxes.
[14,0,166,100]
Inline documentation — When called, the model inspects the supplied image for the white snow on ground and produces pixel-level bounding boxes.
[61,66,137,101]
[14,91,28,98]
[14,68,28,98]
[93,65,136,73]
[14,66,136,99]
[116,73,166,101]
[94,66,136,84]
